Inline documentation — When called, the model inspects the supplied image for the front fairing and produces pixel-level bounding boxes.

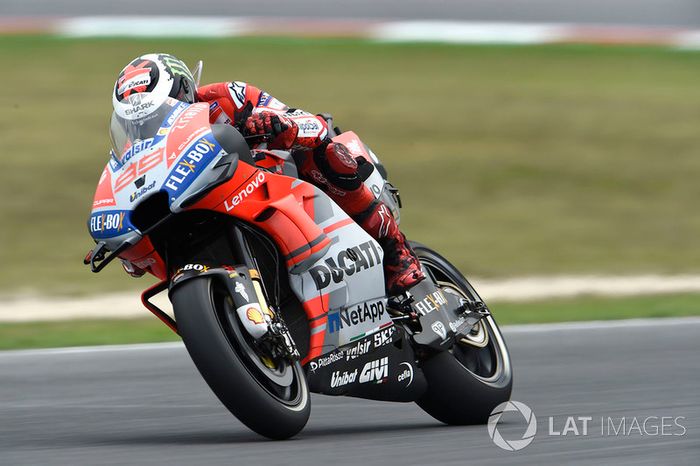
[88,99,230,251]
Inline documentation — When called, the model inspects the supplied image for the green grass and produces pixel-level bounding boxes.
[490,293,700,324]
[0,293,697,350]
[1,37,700,296]
[0,318,179,350]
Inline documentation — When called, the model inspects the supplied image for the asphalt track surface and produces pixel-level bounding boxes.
[1,319,698,465]
[4,0,700,28]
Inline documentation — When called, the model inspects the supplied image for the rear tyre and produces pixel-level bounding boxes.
[171,276,310,439]
[410,242,513,425]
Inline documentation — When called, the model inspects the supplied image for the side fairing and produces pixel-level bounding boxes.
[287,187,390,351]
[201,168,391,361]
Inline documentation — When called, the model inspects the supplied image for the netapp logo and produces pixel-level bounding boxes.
[308,241,382,290]
[328,300,385,333]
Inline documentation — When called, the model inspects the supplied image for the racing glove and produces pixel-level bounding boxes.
[243,111,298,150]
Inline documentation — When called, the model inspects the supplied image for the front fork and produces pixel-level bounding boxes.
[141,224,300,360]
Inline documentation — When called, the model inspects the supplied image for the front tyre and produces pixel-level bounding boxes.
[411,242,513,425]
[171,277,310,439]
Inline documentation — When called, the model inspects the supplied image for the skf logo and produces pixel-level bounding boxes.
[359,357,389,384]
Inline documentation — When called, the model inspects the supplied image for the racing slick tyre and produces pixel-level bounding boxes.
[410,242,513,425]
[171,276,310,439]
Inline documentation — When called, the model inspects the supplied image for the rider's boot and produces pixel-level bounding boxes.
[354,200,425,296]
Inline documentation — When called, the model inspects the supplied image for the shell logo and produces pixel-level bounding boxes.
[246,307,265,325]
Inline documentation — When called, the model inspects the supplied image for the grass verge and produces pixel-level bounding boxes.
[1,293,698,350]
[2,37,699,295]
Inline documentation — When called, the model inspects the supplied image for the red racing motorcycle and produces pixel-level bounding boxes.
[85,97,512,439]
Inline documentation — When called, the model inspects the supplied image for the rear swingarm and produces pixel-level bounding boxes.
[389,280,490,351]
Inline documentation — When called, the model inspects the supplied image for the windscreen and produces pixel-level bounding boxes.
[109,97,186,163]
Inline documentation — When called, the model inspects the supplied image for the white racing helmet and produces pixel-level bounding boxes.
[112,53,197,121]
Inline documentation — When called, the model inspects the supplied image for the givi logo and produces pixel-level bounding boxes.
[359,357,388,384]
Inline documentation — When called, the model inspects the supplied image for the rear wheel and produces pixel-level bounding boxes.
[410,242,513,425]
[171,276,310,439]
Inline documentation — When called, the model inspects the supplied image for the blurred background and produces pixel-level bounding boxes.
[1,3,699,465]
[1,0,699,347]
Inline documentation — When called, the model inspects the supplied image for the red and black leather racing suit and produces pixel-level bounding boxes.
[196,81,424,295]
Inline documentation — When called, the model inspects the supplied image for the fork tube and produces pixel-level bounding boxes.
[230,224,256,270]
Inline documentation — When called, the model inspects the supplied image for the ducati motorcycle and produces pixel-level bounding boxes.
[86,97,512,439]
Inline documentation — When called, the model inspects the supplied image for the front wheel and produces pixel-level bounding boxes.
[171,276,310,439]
[411,242,513,425]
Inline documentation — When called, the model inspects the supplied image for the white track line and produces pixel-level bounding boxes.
[0,16,699,48]
[473,274,700,301]
[502,316,700,333]
[1,316,698,357]
[2,275,699,323]
[0,342,184,358]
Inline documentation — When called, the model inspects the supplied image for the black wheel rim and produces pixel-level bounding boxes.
[210,282,306,408]
[416,252,511,386]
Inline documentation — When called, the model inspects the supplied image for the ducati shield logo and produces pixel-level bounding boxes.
[431,321,447,339]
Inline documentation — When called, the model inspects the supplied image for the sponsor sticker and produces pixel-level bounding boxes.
[89,211,127,238]
[246,307,265,325]
[235,282,249,302]
[121,138,154,164]
[309,351,344,372]
[129,180,156,202]
[328,300,385,334]
[164,137,217,192]
[294,117,322,137]
[224,172,266,211]
[431,321,447,339]
[373,325,396,348]
[414,290,448,315]
[118,70,151,95]
[308,324,396,372]
[308,241,382,290]
[330,369,358,388]
[124,100,155,116]
[93,198,115,208]
[257,92,271,107]
[359,357,389,384]
[398,362,414,387]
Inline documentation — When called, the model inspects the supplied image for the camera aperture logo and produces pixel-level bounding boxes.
[488,400,687,451]
[488,400,537,451]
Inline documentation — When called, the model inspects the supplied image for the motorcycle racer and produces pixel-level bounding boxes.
[112,53,424,295]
